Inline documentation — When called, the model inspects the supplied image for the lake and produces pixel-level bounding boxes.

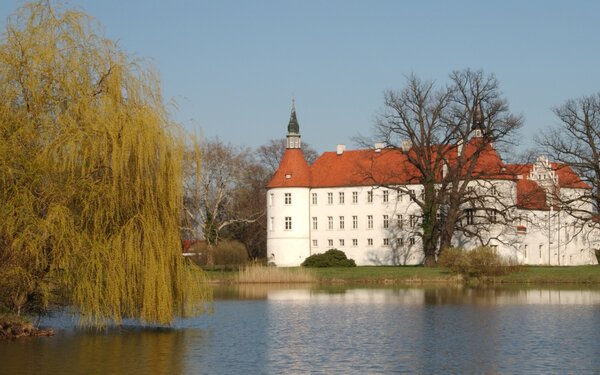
[1,285,600,374]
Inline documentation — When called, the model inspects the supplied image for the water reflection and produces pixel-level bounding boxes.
[0,327,202,375]
[260,285,600,306]
[1,285,600,374]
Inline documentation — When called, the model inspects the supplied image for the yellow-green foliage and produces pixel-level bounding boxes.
[439,246,521,278]
[0,1,210,326]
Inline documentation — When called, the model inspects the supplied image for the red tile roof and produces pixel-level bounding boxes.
[516,179,549,210]
[267,141,590,212]
[551,163,590,189]
[267,149,311,188]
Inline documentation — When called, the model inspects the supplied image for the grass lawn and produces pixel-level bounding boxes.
[497,265,600,284]
[204,265,600,285]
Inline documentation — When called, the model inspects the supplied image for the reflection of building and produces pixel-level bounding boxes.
[266,105,600,266]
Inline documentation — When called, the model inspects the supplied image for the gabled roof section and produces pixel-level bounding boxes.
[310,149,421,187]
[267,149,311,188]
[516,179,549,210]
[551,163,590,189]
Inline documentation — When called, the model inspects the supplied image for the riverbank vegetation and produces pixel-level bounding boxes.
[206,265,600,285]
[237,264,316,283]
[0,1,210,328]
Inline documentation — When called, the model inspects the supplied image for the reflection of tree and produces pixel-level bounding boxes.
[1,328,199,375]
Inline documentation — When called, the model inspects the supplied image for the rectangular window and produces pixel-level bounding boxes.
[489,209,497,223]
[327,192,333,205]
[285,216,292,230]
[490,186,498,196]
[269,217,274,231]
[367,190,373,203]
[284,193,291,205]
[339,216,345,229]
[397,238,404,246]
[269,193,274,206]
[383,215,389,229]
[328,216,334,230]
[466,209,475,225]
[312,239,318,247]
[352,191,358,204]
[383,190,389,203]
[397,190,403,201]
[409,189,415,201]
[312,193,317,205]
[367,215,373,229]
[367,238,373,246]
[397,214,403,229]
[352,216,358,229]
[490,244,498,252]
[339,239,345,247]
[328,239,334,247]
[383,238,389,246]
[409,237,416,245]
[420,189,425,200]
[339,192,345,204]
[410,215,418,228]
[312,217,318,230]
[524,244,528,259]
[352,239,358,247]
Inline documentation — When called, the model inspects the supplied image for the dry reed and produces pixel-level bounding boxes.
[237,265,317,284]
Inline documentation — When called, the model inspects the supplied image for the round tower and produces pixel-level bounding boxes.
[266,103,311,266]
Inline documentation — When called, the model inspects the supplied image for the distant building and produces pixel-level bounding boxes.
[266,105,600,266]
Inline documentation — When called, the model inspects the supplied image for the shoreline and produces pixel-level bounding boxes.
[205,265,600,285]
[0,315,54,340]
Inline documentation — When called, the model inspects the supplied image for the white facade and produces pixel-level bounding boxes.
[268,182,599,266]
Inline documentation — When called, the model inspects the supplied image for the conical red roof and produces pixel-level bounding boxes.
[267,149,311,188]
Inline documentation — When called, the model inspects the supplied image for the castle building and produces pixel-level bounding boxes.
[266,105,600,266]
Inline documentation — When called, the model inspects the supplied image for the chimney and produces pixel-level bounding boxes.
[401,140,412,153]
[374,142,384,153]
[457,139,464,157]
[336,144,346,155]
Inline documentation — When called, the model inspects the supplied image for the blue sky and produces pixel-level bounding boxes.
[2,1,600,154]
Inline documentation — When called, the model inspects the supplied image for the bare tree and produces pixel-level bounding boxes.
[369,69,522,266]
[537,93,600,223]
[183,139,263,265]
[257,138,319,174]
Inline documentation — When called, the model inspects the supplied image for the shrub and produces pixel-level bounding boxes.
[438,247,465,272]
[439,246,520,278]
[302,249,356,268]
[192,240,248,267]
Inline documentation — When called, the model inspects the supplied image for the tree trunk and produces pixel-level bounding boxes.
[423,253,437,267]
[206,244,215,267]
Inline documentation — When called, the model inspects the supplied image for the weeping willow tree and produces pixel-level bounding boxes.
[0,1,210,326]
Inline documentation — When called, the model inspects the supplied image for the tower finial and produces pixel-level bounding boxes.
[286,99,301,148]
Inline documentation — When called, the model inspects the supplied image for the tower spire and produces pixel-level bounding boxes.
[472,98,484,138]
[286,99,301,148]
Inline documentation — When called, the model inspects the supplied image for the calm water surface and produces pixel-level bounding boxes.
[1,286,600,374]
